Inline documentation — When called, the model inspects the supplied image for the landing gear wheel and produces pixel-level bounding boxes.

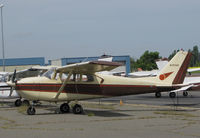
[72,104,83,114]
[169,92,176,98]
[183,91,188,97]
[155,92,161,98]
[22,100,30,106]
[27,106,36,115]
[60,103,70,113]
[15,99,22,107]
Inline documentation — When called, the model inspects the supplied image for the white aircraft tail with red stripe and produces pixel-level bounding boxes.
[155,50,192,85]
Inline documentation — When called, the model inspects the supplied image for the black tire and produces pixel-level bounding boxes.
[183,91,188,97]
[169,92,176,98]
[15,99,22,107]
[155,92,161,98]
[72,104,83,114]
[27,107,36,115]
[60,103,70,113]
[22,100,30,106]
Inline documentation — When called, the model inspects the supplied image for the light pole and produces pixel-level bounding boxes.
[0,4,5,72]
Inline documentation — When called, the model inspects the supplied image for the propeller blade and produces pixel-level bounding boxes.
[12,69,16,83]
[9,87,13,97]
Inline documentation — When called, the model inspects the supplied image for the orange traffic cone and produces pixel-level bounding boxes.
[120,99,123,106]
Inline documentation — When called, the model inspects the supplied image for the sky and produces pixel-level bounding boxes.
[0,0,200,61]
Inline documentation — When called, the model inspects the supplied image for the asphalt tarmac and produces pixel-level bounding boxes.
[96,91,200,108]
[0,91,200,138]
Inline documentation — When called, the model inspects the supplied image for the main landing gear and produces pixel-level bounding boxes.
[155,92,161,98]
[59,103,83,114]
[60,103,70,113]
[183,91,188,97]
[155,91,189,98]
[169,91,188,98]
[26,102,83,115]
[169,92,176,98]
[72,104,83,114]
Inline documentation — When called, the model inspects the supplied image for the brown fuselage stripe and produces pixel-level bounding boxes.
[15,83,179,96]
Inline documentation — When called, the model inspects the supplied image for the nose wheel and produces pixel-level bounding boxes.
[27,101,36,115]
[27,106,36,115]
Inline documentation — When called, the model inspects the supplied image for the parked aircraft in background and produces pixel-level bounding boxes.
[129,59,200,78]
[128,58,200,98]
[128,59,169,77]
[6,50,192,115]
[0,67,49,106]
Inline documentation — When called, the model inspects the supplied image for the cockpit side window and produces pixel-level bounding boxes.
[69,73,94,82]
[87,75,94,82]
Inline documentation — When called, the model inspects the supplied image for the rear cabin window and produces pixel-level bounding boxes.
[70,74,94,82]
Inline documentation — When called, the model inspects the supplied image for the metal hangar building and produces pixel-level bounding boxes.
[0,55,131,75]
[0,57,45,72]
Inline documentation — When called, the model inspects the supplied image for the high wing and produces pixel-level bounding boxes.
[56,61,122,74]
[54,61,122,99]
[31,65,59,70]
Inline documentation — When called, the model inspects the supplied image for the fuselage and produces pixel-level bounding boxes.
[14,73,177,102]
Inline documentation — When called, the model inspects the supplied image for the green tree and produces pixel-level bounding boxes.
[130,57,136,72]
[168,46,200,67]
[168,50,179,60]
[192,45,200,66]
[133,51,161,71]
[188,49,194,67]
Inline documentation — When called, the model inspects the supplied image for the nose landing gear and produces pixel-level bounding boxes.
[27,106,36,115]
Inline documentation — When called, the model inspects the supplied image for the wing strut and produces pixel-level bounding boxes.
[54,72,72,100]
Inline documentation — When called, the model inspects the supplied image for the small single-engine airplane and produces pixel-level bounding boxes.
[7,50,191,115]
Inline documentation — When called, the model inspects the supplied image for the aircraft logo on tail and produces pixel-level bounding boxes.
[159,72,173,80]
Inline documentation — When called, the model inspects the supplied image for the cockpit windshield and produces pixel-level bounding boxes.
[41,67,94,82]
[42,67,56,79]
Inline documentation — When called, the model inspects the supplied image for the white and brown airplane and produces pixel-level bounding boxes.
[7,50,191,115]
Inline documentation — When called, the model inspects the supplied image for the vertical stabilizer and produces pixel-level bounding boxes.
[155,51,192,85]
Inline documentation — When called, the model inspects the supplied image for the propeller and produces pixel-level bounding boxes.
[9,69,17,97]
[12,69,17,83]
